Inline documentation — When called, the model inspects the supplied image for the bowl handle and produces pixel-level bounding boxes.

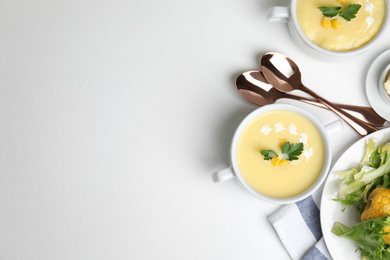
[324,119,344,136]
[266,6,290,23]
[212,166,235,183]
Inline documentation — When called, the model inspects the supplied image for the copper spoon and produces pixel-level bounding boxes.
[260,52,378,136]
[236,70,387,127]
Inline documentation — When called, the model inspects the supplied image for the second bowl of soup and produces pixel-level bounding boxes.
[267,0,389,60]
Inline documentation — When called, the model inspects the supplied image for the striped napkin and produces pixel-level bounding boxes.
[268,186,332,260]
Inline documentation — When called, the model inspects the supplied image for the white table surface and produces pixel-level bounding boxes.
[1,0,390,259]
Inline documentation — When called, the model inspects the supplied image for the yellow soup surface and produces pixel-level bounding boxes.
[296,0,385,51]
[237,110,325,198]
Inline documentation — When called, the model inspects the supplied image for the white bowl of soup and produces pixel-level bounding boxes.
[212,104,343,204]
[267,0,388,61]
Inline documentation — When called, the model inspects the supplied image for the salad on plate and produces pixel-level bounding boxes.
[332,138,390,259]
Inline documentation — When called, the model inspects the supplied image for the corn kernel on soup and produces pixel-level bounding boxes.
[237,110,325,198]
[296,0,386,52]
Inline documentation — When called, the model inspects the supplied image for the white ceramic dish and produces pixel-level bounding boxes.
[366,49,390,121]
[267,0,390,61]
[212,104,342,204]
[321,127,390,260]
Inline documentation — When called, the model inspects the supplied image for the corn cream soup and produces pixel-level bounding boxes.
[237,110,325,198]
[296,0,385,52]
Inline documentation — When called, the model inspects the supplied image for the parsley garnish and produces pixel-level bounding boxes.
[318,6,341,18]
[260,150,278,160]
[281,142,304,161]
[260,142,304,161]
[318,4,361,21]
[339,4,361,21]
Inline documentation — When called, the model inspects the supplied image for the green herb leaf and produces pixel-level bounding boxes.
[339,4,361,21]
[260,150,278,160]
[318,6,342,18]
[369,150,381,168]
[281,142,304,161]
[318,4,361,21]
[333,189,364,212]
[331,216,390,259]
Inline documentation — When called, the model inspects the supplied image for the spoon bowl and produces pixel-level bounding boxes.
[260,52,301,92]
[236,71,278,106]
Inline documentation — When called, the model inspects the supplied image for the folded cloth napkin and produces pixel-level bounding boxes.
[268,186,332,260]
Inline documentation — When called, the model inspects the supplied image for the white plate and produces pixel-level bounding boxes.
[366,49,390,121]
[321,127,390,260]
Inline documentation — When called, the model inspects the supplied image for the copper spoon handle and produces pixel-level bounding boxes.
[299,84,378,136]
[238,88,385,127]
[238,70,386,127]
[285,94,386,127]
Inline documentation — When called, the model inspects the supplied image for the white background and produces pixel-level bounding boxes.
[1,0,389,259]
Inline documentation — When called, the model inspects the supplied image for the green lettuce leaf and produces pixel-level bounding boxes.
[332,216,390,260]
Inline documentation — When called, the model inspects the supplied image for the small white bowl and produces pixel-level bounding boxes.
[212,104,343,204]
[379,64,390,104]
[266,0,390,62]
